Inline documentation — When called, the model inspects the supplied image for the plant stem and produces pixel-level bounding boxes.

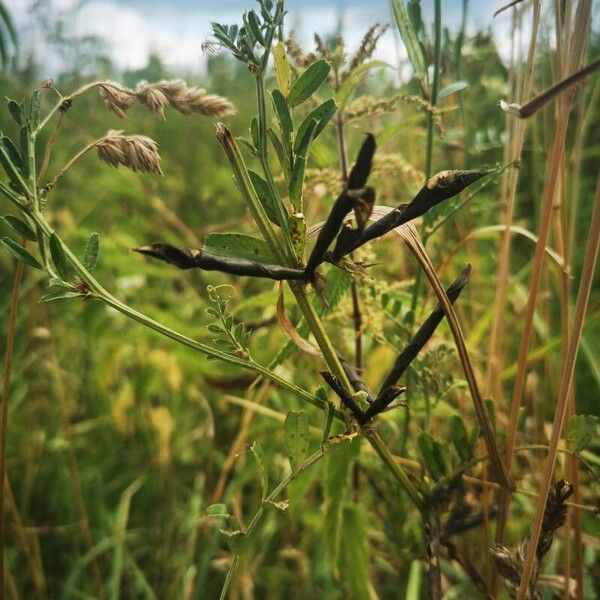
[30,210,328,415]
[424,0,442,183]
[219,449,325,600]
[516,174,600,599]
[366,432,424,512]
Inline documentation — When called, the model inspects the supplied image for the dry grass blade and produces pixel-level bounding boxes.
[486,0,541,403]
[495,0,592,555]
[370,206,512,489]
[501,57,600,119]
[515,175,600,599]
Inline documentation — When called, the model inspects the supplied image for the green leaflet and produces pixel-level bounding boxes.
[2,215,36,241]
[287,59,331,107]
[83,232,100,272]
[284,410,309,476]
[248,169,281,226]
[390,0,428,91]
[49,233,70,281]
[566,415,598,454]
[0,236,43,269]
[202,232,275,264]
[294,99,337,153]
[449,414,472,462]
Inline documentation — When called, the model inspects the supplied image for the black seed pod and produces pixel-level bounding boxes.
[338,353,373,399]
[363,385,406,420]
[346,170,489,257]
[347,134,376,190]
[320,371,367,424]
[377,265,471,397]
[331,187,376,261]
[135,243,308,281]
[305,135,376,275]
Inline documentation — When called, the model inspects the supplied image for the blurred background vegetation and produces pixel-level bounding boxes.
[0,1,599,598]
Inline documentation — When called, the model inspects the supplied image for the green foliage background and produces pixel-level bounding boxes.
[0,3,599,598]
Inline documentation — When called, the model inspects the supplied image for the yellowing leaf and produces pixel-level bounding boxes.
[273,42,292,97]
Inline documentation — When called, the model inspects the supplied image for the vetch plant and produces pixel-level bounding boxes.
[2,1,590,599]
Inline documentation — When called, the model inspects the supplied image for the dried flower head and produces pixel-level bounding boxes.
[134,81,169,118]
[98,82,136,119]
[152,80,235,117]
[96,130,162,175]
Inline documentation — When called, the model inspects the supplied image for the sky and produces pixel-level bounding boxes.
[5,0,521,76]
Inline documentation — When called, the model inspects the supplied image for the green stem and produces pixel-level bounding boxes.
[367,431,425,512]
[219,449,325,600]
[29,213,327,414]
[424,0,442,183]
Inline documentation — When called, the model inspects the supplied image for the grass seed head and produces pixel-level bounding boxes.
[96,130,162,175]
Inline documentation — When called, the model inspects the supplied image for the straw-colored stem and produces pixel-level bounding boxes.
[516,175,600,599]
[486,0,541,401]
[496,0,591,551]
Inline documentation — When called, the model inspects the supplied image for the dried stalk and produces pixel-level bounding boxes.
[516,175,600,599]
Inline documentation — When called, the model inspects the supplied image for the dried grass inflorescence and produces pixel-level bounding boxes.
[96,130,162,175]
[98,80,235,120]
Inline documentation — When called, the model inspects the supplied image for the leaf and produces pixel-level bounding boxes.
[284,410,310,476]
[417,431,447,481]
[206,504,229,517]
[566,415,598,454]
[294,99,337,153]
[273,41,292,97]
[438,81,469,100]
[250,441,268,500]
[271,89,293,149]
[49,233,70,281]
[246,11,265,46]
[1,136,23,171]
[250,117,259,148]
[41,290,82,303]
[248,169,281,225]
[2,215,36,241]
[287,59,331,108]
[83,232,100,271]
[289,119,317,212]
[30,89,42,129]
[449,415,472,462]
[0,237,43,269]
[7,99,24,125]
[267,129,292,183]
[202,232,275,264]
[391,0,428,90]
[336,60,388,110]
